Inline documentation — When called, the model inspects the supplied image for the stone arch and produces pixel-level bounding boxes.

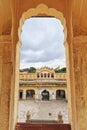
[48,73,50,78]
[18,3,67,46]
[56,89,66,99]
[39,88,52,95]
[39,88,52,101]
[14,3,68,128]
[26,89,35,99]
[41,89,50,101]
[51,73,54,78]
[41,73,43,78]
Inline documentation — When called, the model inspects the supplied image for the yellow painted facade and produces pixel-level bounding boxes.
[19,67,67,101]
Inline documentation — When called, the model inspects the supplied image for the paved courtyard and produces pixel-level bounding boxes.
[18,100,68,123]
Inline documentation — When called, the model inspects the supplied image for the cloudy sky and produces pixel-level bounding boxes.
[20,17,66,69]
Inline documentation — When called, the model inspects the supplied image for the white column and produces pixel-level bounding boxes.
[52,93,56,100]
[65,90,68,101]
[38,94,42,100]
[51,91,56,100]
[50,73,51,78]
[35,94,39,100]
[23,90,26,100]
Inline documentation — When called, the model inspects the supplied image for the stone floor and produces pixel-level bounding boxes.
[18,99,68,123]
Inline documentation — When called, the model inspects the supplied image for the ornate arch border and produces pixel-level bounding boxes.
[18,3,67,45]
[14,4,69,130]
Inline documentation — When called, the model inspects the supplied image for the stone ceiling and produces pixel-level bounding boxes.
[0,0,87,36]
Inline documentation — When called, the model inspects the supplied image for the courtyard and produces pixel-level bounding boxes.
[18,99,68,123]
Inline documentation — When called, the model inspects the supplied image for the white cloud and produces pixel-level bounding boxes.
[20,18,66,69]
[20,59,66,69]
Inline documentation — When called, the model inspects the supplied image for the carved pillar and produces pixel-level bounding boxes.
[65,90,68,101]
[35,93,39,100]
[34,89,39,100]
[23,90,26,100]
[13,42,21,130]
[0,39,12,130]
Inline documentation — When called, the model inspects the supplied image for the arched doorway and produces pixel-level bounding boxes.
[19,90,23,100]
[41,89,49,101]
[56,90,65,99]
[26,90,35,99]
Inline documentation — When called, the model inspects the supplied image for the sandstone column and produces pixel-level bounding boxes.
[0,37,12,130]
[23,89,26,100]
[68,36,87,130]
[71,36,87,130]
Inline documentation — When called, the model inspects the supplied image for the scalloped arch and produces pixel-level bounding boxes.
[18,3,67,45]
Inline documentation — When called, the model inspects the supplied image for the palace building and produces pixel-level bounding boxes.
[19,67,67,101]
[1,1,87,130]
